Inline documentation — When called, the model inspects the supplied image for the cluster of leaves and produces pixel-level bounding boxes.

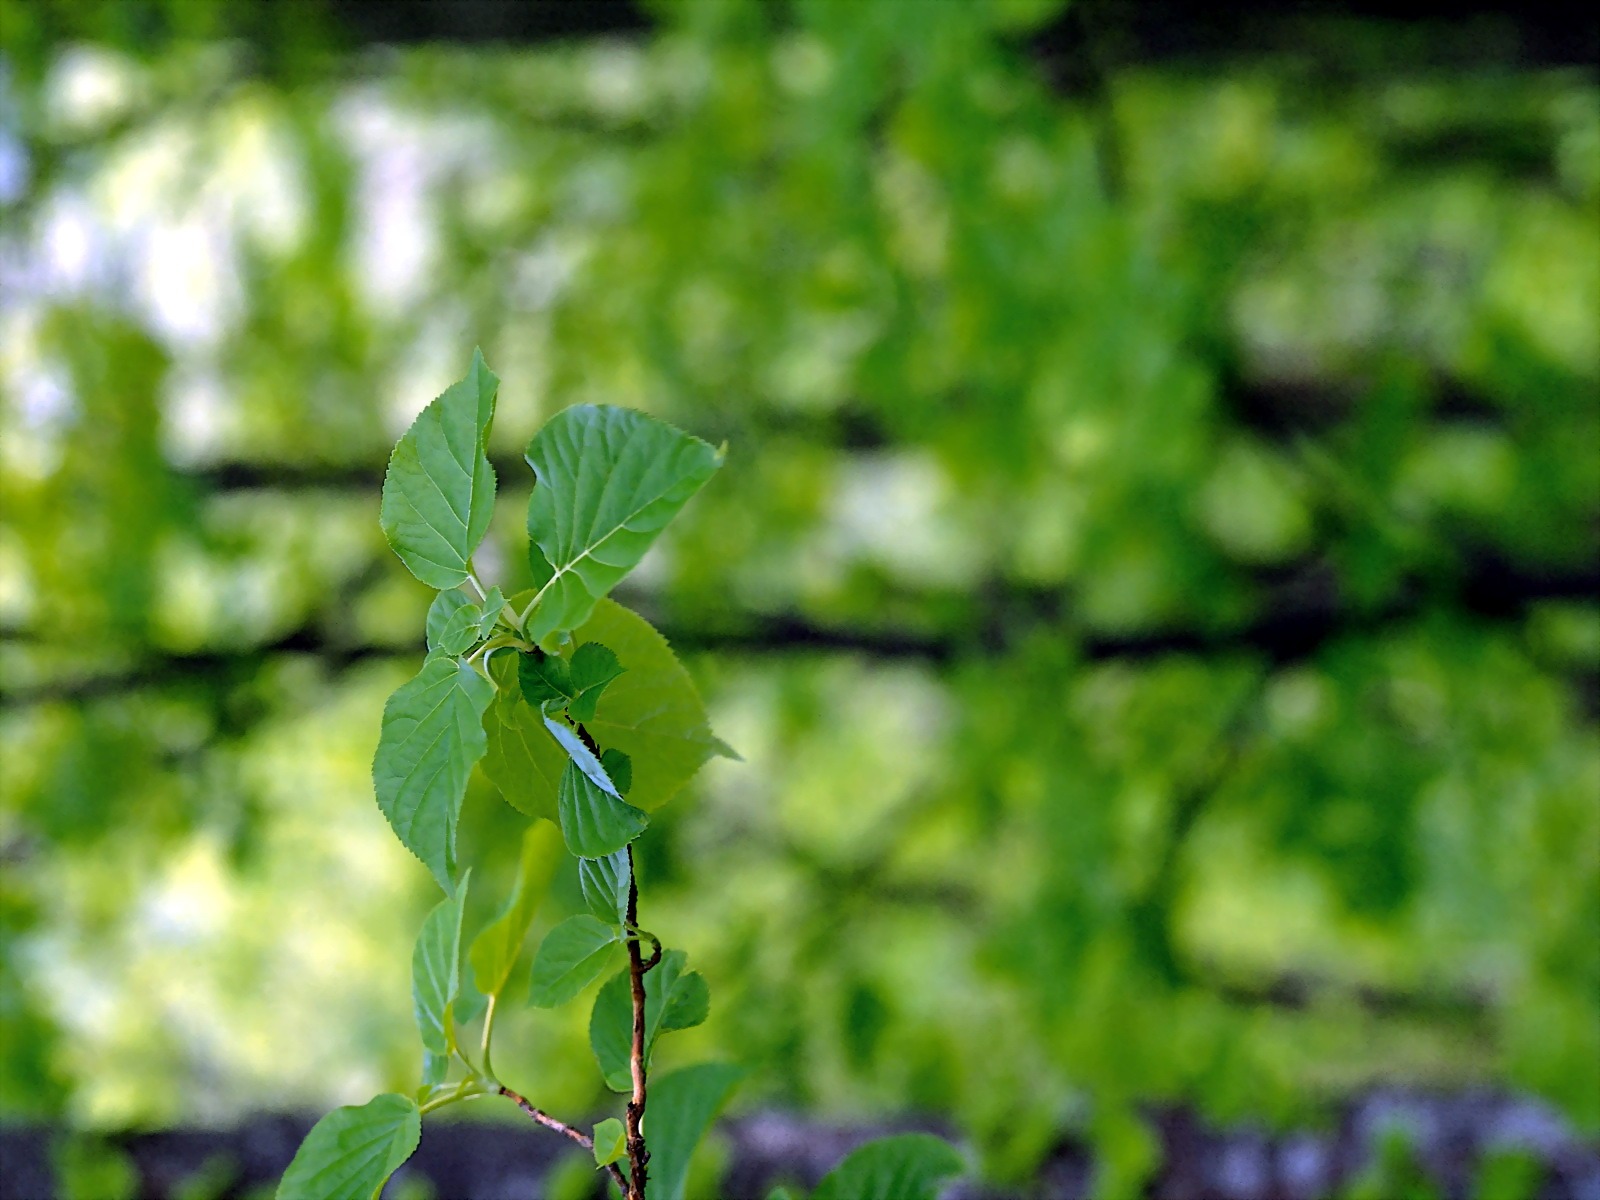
[276,353,966,1199]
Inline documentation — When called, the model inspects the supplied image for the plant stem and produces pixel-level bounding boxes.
[624,843,650,1200]
[499,1086,628,1193]
[480,992,498,1082]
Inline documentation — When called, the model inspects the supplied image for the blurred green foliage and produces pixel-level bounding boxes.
[1,0,1596,1186]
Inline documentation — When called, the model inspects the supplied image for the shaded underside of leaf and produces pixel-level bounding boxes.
[469,822,564,999]
[480,651,565,823]
[276,1093,421,1200]
[373,654,495,891]
[569,600,729,812]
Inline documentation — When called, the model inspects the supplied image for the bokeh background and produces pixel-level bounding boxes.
[1,0,1597,1196]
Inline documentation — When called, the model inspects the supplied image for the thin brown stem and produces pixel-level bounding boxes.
[498,1086,628,1193]
[623,843,650,1200]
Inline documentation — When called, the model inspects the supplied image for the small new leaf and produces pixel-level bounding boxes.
[276,1094,421,1200]
[434,599,484,656]
[528,915,621,1008]
[568,642,624,722]
[592,1117,626,1168]
[374,655,495,891]
[523,405,722,641]
[518,649,573,709]
[380,349,498,589]
[476,585,506,639]
[426,589,475,653]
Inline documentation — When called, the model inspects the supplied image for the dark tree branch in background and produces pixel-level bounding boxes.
[2,554,1594,709]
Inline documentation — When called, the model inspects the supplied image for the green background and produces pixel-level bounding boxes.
[1,0,1596,1190]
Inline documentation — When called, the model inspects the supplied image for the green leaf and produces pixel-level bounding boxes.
[476,586,506,639]
[578,850,631,925]
[425,589,475,653]
[413,870,471,1076]
[528,915,621,1008]
[568,642,624,722]
[380,348,499,589]
[811,1134,965,1200]
[469,822,564,999]
[276,1094,422,1200]
[568,601,733,812]
[642,1064,743,1200]
[519,649,574,709]
[436,601,485,656]
[590,950,709,1091]
[480,652,565,823]
[592,1117,626,1168]
[559,760,648,859]
[599,749,633,796]
[523,405,722,640]
[374,655,496,891]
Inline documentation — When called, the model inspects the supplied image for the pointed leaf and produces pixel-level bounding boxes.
[426,589,475,653]
[812,1134,965,1200]
[558,760,648,859]
[435,600,484,656]
[476,586,506,639]
[590,950,707,1091]
[469,822,564,998]
[381,349,499,589]
[480,652,564,823]
[413,871,471,1072]
[660,970,710,1033]
[593,1118,626,1167]
[568,601,731,812]
[568,642,624,722]
[578,850,631,925]
[374,655,495,891]
[523,405,722,640]
[276,1094,421,1200]
[529,915,621,1008]
[643,1064,743,1200]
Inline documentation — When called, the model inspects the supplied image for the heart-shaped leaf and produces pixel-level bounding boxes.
[523,405,721,640]
[276,1093,421,1200]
